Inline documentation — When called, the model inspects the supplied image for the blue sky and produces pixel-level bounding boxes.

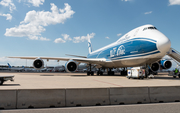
[0,0,180,67]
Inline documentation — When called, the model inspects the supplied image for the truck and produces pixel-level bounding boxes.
[127,67,145,79]
[0,75,14,85]
[168,71,180,78]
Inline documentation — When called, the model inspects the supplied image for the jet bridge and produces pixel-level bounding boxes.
[167,48,180,63]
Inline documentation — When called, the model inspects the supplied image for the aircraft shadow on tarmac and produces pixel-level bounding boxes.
[40,75,54,76]
[71,75,88,77]
[1,84,20,86]
[154,76,180,80]
[70,74,126,77]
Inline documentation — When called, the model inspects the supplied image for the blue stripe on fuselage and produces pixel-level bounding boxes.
[111,50,160,60]
[87,38,159,60]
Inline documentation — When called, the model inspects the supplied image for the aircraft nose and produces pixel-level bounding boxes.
[157,35,171,53]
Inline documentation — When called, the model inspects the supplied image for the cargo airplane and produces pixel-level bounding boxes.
[9,24,172,76]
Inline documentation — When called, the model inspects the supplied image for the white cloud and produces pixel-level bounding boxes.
[18,0,44,7]
[28,36,50,41]
[54,33,95,43]
[27,0,44,7]
[73,33,95,43]
[105,37,110,39]
[144,11,152,15]
[4,3,75,41]
[0,57,26,66]
[117,33,122,36]
[54,38,66,43]
[0,0,16,12]
[54,34,72,43]
[0,13,12,21]
[62,34,72,41]
[169,0,180,5]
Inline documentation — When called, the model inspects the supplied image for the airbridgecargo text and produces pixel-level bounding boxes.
[110,45,125,57]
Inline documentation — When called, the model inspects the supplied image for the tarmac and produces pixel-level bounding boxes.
[1,72,180,109]
[0,72,179,89]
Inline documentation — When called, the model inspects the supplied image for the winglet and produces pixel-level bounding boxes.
[88,38,93,54]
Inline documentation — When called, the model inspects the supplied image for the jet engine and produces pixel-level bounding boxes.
[150,62,160,72]
[160,60,172,69]
[33,58,44,70]
[65,60,78,72]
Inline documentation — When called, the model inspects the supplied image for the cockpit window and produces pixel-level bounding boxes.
[143,27,157,31]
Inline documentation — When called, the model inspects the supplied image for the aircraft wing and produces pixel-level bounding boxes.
[8,56,107,64]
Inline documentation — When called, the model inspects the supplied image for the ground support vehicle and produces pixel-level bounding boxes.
[0,75,14,85]
[127,67,145,79]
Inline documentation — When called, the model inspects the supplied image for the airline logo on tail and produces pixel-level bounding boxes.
[88,38,93,54]
[7,63,11,68]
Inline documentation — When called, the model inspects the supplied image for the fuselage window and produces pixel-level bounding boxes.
[143,28,148,31]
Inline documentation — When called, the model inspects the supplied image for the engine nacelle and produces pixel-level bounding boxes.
[33,58,44,70]
[150,62,160,72]
[160,60,172,69]
[65,60,78,72]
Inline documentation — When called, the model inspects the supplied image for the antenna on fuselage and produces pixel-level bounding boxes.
[88,38,93,54]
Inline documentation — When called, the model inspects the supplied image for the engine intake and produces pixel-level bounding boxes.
[33,58,44,70]
[160,60,172,69]
[65,60,78,72]
[150,62,160,72]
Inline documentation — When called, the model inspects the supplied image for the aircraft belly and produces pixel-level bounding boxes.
[101,52,163,68]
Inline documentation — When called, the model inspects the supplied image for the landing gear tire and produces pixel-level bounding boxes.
[87,71,94,76]
[87,71,90,76]
[108,71,114,75]
[97,71,103,75]
[0,79,4,85]
[91,71,94,76]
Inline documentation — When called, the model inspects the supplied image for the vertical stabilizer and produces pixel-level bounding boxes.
[88,38,93,54]
[7,63,11,68]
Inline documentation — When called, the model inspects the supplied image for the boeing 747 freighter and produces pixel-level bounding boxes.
[9,24,174,76]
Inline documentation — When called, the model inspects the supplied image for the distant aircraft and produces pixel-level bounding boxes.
[24,67,37,72]
[7,63,25,72]
[9,24,175,76]
[51,65,65,72]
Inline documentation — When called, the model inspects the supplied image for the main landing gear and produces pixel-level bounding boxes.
[87,64,94,75]
[97,68,103,75]
[87,71,94,75]
[121,68,127,76]
[108,68,114,75]
[87,64,104,76]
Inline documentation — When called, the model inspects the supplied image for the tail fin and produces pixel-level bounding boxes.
[88,38,93,54]
[7,63,11,68]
